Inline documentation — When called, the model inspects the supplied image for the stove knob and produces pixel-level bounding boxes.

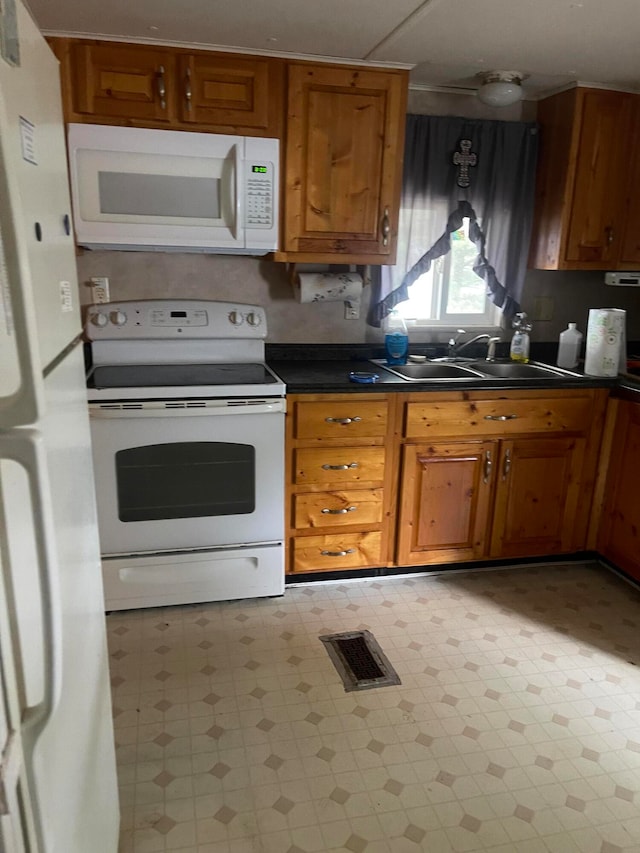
[228,310,244,326]
[110,310,127,326]
[90,312,108,328]
[246,312,262,327]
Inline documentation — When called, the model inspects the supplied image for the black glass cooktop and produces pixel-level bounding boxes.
[88,363,279,389]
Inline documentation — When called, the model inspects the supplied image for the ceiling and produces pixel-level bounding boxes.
[26,0,640,99]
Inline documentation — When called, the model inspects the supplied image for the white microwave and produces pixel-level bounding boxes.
[67,123,279,255]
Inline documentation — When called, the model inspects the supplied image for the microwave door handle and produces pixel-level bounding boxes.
[232,143,242,242]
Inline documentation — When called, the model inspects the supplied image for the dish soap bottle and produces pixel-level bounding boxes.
[510,312,532,363]
[384,310,409,365]
[556,322,583,369]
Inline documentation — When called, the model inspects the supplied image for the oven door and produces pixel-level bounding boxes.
[88,399,285,556]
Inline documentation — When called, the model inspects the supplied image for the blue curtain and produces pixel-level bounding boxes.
[367,114,539,327]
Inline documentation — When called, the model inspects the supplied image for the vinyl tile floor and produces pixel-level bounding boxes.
[109,562,640,853]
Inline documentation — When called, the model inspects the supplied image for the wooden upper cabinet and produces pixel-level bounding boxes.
[175,53,283,135]
[48,38,283,137]
[618,101,640,266]
[67,42,175,123]
[281,63,408,264]
[529,87,637,270]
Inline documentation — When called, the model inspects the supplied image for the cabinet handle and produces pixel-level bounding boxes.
[381,206,390,247]
[484,414,518,421]
[321,506,357,514]
[321,549,356,557]
[503,448,512,480]
[185,67,192,111]
[325,416,362,424]
[605,225,614,246]
[157,66,167,110]
[483,449,492,484]
[322,462,359,470]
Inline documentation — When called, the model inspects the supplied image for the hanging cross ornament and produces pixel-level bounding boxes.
[453,139,477,188]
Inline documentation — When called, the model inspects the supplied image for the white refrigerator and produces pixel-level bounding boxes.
[0,2,120,851]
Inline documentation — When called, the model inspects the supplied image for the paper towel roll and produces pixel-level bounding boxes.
[584,308,626,377]
[296,272,363,304]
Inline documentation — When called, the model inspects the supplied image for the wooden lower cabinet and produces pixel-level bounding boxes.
[286,389,607,576]
[490,437,586,558]
[598,399,640,579]
[286,393,399,574]
[396,441,494,564]
[397,436,586,566]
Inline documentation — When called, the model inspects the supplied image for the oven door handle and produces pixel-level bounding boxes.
[89,400,287,418]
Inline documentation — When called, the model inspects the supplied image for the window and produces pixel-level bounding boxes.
[395,218,499,328]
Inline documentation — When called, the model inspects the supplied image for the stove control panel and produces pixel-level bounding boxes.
[84,300,268,340]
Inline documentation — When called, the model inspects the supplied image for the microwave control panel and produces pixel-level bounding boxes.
[246,163,274,228]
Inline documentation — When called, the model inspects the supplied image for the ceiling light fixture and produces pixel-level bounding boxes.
[476,71,523,107]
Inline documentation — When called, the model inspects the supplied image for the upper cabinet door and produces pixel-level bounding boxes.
[70,42,175,123]
[564,90,633,264]
[618,100,640,266]
[529,87,638,270]
[283,63,407,262]
[175,54,283,137]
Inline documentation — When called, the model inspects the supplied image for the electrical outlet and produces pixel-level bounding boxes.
[533,296,554,322]
[90,276,110,303]
[344,301,360,320]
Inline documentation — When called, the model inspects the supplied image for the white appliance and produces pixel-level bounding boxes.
[67,123,279,254]
[605,271,640,286]
[85,299,286,611]
[0,4,119,851]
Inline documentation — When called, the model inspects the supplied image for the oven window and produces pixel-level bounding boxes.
[115,442,255,522]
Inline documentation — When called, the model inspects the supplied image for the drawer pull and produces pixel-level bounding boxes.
[325,416,362,425]
[484,414,518,421]
[321,548,356,557]
[322,462,359,470]
[483,449,493,484]
[321,506,357,514]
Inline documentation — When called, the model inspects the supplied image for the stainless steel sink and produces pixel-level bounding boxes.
[370,359,485,381]
[371,358,581,382]
[467,361,571,379]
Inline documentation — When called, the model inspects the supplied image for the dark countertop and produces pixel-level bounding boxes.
[265,343,638,396]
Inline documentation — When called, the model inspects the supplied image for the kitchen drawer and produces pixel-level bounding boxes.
[405,395,593,439]
[292,531,382,572]
[293,489,384,529]
[293,400,388,439]
[294,446,385,486]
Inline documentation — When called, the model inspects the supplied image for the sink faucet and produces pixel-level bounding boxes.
[448,330,502,360]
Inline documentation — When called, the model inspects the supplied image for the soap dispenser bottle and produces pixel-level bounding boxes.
[384,310,409,365]
[510,312,532,363]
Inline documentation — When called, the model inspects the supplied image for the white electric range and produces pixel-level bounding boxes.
[85,299,286,610]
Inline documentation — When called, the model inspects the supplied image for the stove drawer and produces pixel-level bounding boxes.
[293,489,384,529]
[292,531,382,572]
[293,446,386,486]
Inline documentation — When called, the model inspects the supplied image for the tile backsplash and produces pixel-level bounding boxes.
[77,251,640,345]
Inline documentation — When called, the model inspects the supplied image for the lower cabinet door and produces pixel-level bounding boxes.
[598,400,640,579]
[292,531,382,572]
[490,437,585,558]
[396,441,495,565]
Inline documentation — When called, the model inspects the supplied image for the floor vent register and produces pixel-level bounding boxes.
[320,630,401,692]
